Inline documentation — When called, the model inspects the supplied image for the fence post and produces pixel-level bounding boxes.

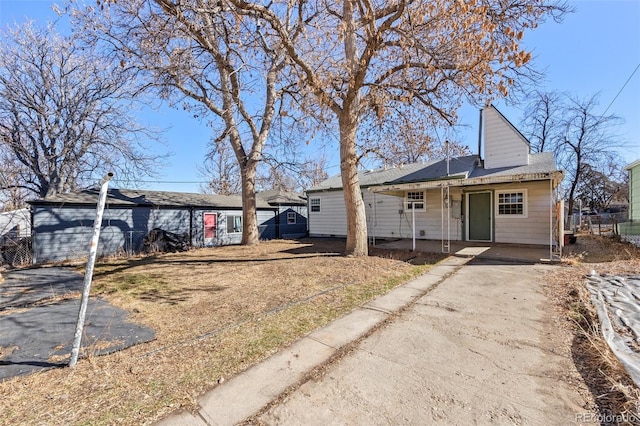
[69,172,113,368]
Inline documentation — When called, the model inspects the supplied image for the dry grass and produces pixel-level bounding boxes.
[0,239,444,425]
[547,234,640,422]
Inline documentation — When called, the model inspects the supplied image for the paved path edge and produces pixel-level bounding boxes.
[157,255,472,426]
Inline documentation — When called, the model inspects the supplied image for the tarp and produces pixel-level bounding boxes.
[586,272,640,387]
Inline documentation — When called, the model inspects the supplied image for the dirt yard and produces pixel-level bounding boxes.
[0,239,442,425]
[547,234,640,422]
[1,236,638,425]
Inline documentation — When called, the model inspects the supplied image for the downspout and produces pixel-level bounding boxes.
[189,207,194,248]
[30,206,35,265]
[277,203,281,239]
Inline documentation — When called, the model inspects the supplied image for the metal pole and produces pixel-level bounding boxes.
[69,172,113,368]
[412,204,416,251]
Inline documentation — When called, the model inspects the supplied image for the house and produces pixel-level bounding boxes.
[0,208,32,266]
[626,159,640,222]
[256,190,308,239]
[0,208,31,243]
[621,159,640,244]
[27,189,292,264]
[306,105,564,254]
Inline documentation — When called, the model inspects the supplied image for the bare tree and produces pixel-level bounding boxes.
[576,161,627,212]
[299,155,330,190]
[255,155,329,192]
[229,0,569,256]
[524,91,623,215]
[522,90,562,153]
[199,139,242,195]
[359,105,470,167]
[0,21,162,201]
[74,0,293,245]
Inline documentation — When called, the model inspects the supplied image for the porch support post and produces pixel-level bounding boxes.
[412,205,416,251]
[372,192,377,246]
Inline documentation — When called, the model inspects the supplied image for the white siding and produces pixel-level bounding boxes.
[309,189,463,241]
[308,192,349,237]
[309,181,552,246]
[493,181,552,245]
[483,106,529,169]
[0,208,30,239]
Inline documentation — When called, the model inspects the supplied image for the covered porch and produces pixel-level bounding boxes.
[373,238,558,264]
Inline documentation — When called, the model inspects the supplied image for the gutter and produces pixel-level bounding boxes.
[368,171,564,193]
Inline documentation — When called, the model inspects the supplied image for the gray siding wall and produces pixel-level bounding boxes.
[278,205,308,238]
[192,209,277,246]
[32,206,192,263]
[33,205,279,263]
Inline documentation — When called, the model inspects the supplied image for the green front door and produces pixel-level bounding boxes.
[468,192,492,241]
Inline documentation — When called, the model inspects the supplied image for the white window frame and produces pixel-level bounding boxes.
[405,191,426,211]
[287,211,296,224]
[310,197,321,213]
[226,214,243,234]
[495,189,528,218]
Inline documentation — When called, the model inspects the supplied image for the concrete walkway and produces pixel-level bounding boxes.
[158,253,588,425]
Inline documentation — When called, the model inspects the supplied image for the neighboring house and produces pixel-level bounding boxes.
[306,105,564,254]
[622,160,640,244]
[0,208,31,243]
[257,190,308,239]
[0,208,32,266]
[626,159,640,223]
[27,189,283,264]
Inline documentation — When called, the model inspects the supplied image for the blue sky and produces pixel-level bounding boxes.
[1,0,639,193]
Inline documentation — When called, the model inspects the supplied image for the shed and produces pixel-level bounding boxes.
[28,189,280,264]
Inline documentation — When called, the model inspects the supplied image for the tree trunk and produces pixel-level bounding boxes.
[337,0,367,257]
[240,158,260,246]
[339,114,368,257]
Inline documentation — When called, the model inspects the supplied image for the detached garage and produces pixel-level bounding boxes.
[28,189,282,264]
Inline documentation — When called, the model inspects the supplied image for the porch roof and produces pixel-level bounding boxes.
[308,153,562,195]
[368,169,563,194]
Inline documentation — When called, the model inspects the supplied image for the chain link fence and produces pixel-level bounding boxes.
[24,228,194,265]
[0,208,32,267]
[567,212,629,237]
[0,236,32,267]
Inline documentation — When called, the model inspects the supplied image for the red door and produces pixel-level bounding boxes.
[204,213,217,245]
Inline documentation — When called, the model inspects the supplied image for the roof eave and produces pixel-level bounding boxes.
[368,171,563,193]
[625,159,640,170]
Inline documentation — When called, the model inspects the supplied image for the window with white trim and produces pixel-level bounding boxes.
[310,197,321,212]
[405,191,425,211]
[496,190,527,217]
[226,214,242,233]
[287,211,296,224]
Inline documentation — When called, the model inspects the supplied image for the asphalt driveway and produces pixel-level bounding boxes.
[0,267,155,379]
